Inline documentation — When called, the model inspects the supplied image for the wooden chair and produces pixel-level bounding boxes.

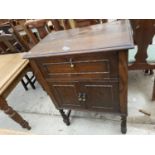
[128,19,155,100]
[10,19,27,26]
[0,20,29,52]
[73,19,107,28]
[0,20,11,34]
[62,19,71,30]
[51,19,65,30]
[0,53,31,130]
[24,19,68,46]
[8,20,35,50]
[0,19,9,25]
[24,19,53,46]
[0,33,36,90]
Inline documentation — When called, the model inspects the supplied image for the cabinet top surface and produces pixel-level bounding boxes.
[24,20,134,58]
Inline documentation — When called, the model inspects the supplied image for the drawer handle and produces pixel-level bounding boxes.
[78,93,87,102]
[69,58,74,68]
[82,93,86,102]
[78,93,83,101]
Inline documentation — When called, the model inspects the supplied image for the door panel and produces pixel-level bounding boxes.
[48,81,119,112]
[48,81,83,109]
[82,82,119,112]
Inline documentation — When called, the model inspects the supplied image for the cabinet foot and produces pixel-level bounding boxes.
[144,69,154,75]
[59,109,71,126]
[121,116,127,134]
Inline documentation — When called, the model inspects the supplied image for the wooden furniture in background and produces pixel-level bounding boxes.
[0,20,11,34]
[0,33,36,90]
[9,20,30,51]
[0,19,30,51]
[0,53,31,130]
[24,19,68,47]
[51,19,64,30]
[10,19,27,26]
[24,20,134,134]
[129,19,155,100]
[24,19,53,46]
[62,20,71,30]
[0,20,27,34]
[73,19,107,28]
[0,20,9,25]
[0,33,26,54]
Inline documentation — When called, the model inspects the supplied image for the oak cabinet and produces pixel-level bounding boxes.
[24,20,134,134]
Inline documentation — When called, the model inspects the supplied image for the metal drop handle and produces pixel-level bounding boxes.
[78,93,86,102]
[69,58,74,68]
[78,93,83,101]
[82,93,86,102]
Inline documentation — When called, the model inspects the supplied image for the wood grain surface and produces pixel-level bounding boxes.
[24,20,134,59]
[0,53,29,95]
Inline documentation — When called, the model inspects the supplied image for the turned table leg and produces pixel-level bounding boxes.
[59,109,71,126]
[0,97,31,130]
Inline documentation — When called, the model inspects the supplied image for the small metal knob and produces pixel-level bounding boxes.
[70,63,74,68]
[82,98,86,102]
[78,93,82,101]
[69,58,74,68]
[82,93,86,102]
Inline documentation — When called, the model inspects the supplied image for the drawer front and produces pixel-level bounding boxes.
[35,51,118,81]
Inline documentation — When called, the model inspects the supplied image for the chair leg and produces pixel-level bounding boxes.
[24,74,36,89]
[0,96,31,130]
[20,72,36,91]
[21,79,28,91]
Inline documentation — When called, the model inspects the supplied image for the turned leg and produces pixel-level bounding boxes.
[121,116,127,134]
[144,69,154,75]
[152,78,155,101]
[59,109,71,126]
[0,97,31,130]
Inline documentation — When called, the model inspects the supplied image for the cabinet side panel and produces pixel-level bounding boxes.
[29,59,60,109]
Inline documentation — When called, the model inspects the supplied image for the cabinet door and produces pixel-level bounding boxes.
[82,82,120,112]
[48,81,84,109]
